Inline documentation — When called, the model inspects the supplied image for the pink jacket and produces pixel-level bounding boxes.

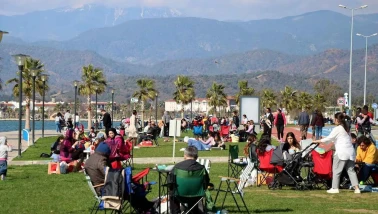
[105,135,130,161]
[274,113,287,126]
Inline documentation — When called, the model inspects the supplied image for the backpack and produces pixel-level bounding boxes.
[193,125,203,135]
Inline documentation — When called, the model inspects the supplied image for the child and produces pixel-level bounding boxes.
[51,136,64,162]
[0,137,12,180]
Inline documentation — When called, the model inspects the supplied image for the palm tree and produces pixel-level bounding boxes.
[132,78,157,126]
[206,82,227,114]
[235,80,254,105]
[297,92,313,110]
[261,89,277,110]
[173,75,195,118]
[78,64,107,129]
[280,86,297,113]
[313,93,328,112]
[6,57,49,130]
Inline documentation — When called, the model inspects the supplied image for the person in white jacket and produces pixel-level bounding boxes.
[0,136,12,180]
[314,112,360,194]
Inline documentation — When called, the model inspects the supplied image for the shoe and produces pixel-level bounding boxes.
[354,189,361,194]
[326,188,339,194]
[179,148,186,151]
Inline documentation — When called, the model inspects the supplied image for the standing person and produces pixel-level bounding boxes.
[265,108,274,138]
[232,111,240,129]
[298,108,310,140]
[55,112,63,133]
[75,113,80,128]
[241,114,248,126]
[64,109,72,122]
[0,137,12,180]
[274,109,286,142]
[314,112,360,194]
[128,110,138,146]
[162,111,171,137]
[310,110,318,140]
[101,109,112,136]
[313,111,324,140]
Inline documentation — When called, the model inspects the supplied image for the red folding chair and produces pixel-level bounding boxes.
[220,125,230,138]
[311,150,333,189]
[257,150,283,186]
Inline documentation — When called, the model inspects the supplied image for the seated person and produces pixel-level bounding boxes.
[351,133,357,149]
[170,146,210,214]
[143,122,151,133]
[138,121,158,144]
[50,135,64,162]
[88,127,97,142]
[355,136,378,184]
[76,124,89,141]
[243,134,258,158]
[60,129,76,162]
[199,132,218,148]
[0,137,12,180]
[85,142,156,212]
[184,135,210,151]
[256,135,275,154]
[282,132,301,155]
[214,132,225,149]
[106,128,131,168]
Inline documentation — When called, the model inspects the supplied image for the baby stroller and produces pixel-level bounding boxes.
[269,143,319,190]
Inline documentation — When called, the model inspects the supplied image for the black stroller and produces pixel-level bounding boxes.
[269,143,319,190]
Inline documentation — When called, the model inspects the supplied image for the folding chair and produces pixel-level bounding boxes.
[220,125,230,138]
[257,150,282,186]
[310,150,333,189]
[228,145,247,178]
[197,158,211,174]
[122,140,134,168]
[84,169,104,214]
[173,168,207,214]
[238,144,259,189]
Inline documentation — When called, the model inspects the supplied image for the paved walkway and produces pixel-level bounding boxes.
[0,129,59,162]
[271,126,313,141]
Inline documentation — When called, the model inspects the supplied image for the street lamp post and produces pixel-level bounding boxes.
[94,85,98,131]
[12,54,30,157]
[155,94,158,124]
[190,101,193,122]
[111,89,114,128]
[31,70,37,144]
[41,74,48,138]
[339,4,368,114]
[356,33,378,105]
[73,80,79,128]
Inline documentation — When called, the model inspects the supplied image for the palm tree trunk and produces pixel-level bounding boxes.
[87,96,92,129]
[25,97,30,130]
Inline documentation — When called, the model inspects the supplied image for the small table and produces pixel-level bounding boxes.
[152,165,174,213]
[83,148,91,160]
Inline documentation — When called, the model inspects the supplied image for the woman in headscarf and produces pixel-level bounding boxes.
[105,128,131,169]
[60,129,75,162]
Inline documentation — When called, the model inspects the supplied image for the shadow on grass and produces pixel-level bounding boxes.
[253,208,294,213]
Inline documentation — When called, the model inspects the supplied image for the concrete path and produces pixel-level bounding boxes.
[0,129,59,162]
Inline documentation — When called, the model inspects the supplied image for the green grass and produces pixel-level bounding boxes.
[14,132,278,161]
[2,164,378,214]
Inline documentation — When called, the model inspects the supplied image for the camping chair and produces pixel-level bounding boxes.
[257,150,282,186]
[84,169,105,214]
[122,140,134,168]
[310,150,333,189]
[228,145,247,178]
[238,144,259,189]
[173,168,207,214]
[197,159,211,174]
[220,125,230,138]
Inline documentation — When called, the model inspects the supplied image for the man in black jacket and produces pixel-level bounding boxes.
[101,109,112,136]
[232,110,240,128]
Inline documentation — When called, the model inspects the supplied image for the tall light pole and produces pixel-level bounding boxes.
[111,89,114,128]
[41,74,48,138]
[356,33,378,105]
[31,70,37,144]
[94,85,98,131]
[73,80,79,128]
[12,54,30,157]
[155,94,158,124]
[339,4,368,114]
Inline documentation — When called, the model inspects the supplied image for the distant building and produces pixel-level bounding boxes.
[164,96,236,114]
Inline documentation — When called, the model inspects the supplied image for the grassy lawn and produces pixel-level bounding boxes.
[14,132,277,161]
[2,164,378,214]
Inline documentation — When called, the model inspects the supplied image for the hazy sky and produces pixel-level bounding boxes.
[1,0,378,20]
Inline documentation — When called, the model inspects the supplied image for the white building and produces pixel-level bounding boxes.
[164,97,236,114]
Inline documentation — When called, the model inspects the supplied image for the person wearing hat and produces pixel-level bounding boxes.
[0,137,12,180]
[85,142,111,194]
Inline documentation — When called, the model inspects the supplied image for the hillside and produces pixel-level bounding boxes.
[3,10,378,63]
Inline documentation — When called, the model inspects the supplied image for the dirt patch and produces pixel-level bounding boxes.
[338,209,378,214]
